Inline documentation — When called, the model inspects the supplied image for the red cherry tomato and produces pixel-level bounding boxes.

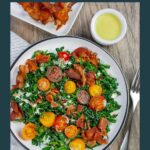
[58,52,70,61]
[54,115,68,132]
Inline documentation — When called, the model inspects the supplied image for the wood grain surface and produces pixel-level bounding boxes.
[11,2,140,150]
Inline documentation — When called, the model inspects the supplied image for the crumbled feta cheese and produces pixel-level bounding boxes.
[97,71,101,77]
[104,100,107,107]
[111,93,117,99]
[103,136,108,140]
[67,95,70,98]
[24,83,29,88]
[40,66,45,72]
[25,92,32,97]
[15,90,24,99]
[22,99,37,108]
[34,108,41,115]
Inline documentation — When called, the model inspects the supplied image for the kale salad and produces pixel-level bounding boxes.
[10,47,121,150]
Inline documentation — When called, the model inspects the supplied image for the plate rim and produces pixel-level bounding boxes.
[10,36,129,150]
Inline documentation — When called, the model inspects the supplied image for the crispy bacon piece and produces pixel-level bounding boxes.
[85,71,96,85]
[94,130,107,144]
[19,2,53,24]
[66,105,76,116]
[77,105,83,112]
[48,88,60,96]
[85,127,98,140]
[46,94,58,108]
[87,140,97,148]
[82,125,108,147]
[13,65,29,89]
[76,114,85,128]
[98,118,108,131]
[72,47,99,67]
[35,95,42,104]
[73,64,86,86]
[19,2,75,29]
[10,101,22,121]
[26,59,38,72]
[35,54,50,63]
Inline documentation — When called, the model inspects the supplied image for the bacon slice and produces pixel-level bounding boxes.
[13,65,29,89]
[46,94,58,108]
[66,105,76,116]
[77,105,83,112]
[73,64,86,86]
[94,130,107,144]
[35,54,50,63]
[98,118,108,131]
[76,114,85,128]
[26,59,38,72]
[10,101,22,121]
[85,71,96,85]
[72,47,99,67]
[87,140,97,148]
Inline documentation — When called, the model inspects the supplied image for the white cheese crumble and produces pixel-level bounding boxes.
[22,99,37,108]
[34,108,41,115]
[25,92,32,98]
[24,83,30,88]
[67,95,70,98]
[40,66,45,72]
[96,71,101,77]
[111,93,118,99]
[15,90,24,99]
[53,59,72,69]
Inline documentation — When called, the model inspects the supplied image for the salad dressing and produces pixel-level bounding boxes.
[95,13,122,40]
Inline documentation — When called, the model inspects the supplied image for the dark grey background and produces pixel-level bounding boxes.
[0,0,148,150]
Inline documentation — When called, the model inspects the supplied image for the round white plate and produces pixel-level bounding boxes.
[11,36,129,150]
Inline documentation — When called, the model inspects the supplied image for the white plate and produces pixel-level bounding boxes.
[10,2,84,36]
[11,36,129,150]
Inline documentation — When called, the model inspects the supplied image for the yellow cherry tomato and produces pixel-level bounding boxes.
[69,138,85,150]
[37,77,50,91]
[64,81,76,94]
[89,84,102,96]
[40,112,55,127]
[22,123,37,140]
[65,125,78,138]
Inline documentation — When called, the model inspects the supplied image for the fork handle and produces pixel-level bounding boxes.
[120,107,134,150]
[120,130,129,150]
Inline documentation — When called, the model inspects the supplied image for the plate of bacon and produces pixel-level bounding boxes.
[10,36,129,150]
[10,2,83,35]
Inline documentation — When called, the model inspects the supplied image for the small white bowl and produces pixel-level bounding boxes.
[91,9,127,45]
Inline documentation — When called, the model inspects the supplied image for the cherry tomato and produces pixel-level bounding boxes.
[89,96,106,111]
[37,78,50,91]
[65,125,78,138]
[58,51,70,61]
[54,115,68,132]
[69,138,85,150]
[39,112,56,128]
[22,123,37,140]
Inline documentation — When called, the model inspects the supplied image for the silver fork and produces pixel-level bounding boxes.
[120,69,140,150]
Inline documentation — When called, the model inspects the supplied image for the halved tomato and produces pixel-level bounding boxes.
[54,115,68,132]
[65,125,78,138]
[58,51,70,61]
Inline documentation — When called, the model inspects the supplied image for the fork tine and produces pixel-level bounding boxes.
[131,69,140,92]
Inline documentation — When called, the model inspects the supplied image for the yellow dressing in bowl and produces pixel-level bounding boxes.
[95,13,122,41]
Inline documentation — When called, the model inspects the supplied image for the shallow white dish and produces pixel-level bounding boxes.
[10,2,84,36]
[91,9,127,45]
[11,36,129,150]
